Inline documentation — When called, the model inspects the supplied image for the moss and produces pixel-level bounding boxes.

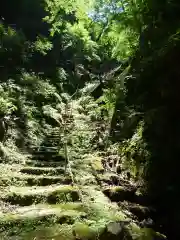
[54,202,83,211]
[128,224,167,240]
[2,185,80,206]
[0,174,72,187]
[119,201,151,220]
[0,177,14,186]
[81,197,127,223]
[26,175,72,186]
[4,192,44,206]
[73,222,97,239]
[103,186,136,202]
[26,160,64,168]
[0,213,53,232]
[90,156,104,172]
[1,219,166,240]
[0,161,166,240]
[0,206,86,236]
[139,228,167,240]
[20,167,64,175]
[0,224,74,240]
[47,189,80,204]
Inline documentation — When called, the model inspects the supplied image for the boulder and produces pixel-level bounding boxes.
[99,221,132,240]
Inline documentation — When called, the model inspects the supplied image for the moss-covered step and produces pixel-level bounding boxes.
[0,203,86,235]
[31,154,65,161]
[1,185,80,206]
[0,163,22,174]
[118,201,153,222]
[103,185,137,202]
[98,172,135,186]
[25,160,65,168]
[0,174,72,186]
[30,150,66,162]
[0,188,167,240]
[0,224,76,240]
[24,175,72,186]
[20,166,65,175]
[0,221,167,240]
[0,200,167,240]
[32,151,57,156]
[30,146,58,151]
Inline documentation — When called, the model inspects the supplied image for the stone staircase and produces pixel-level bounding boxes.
[0,127,124,239]
[0,128,81,239]
[0,125,167,238]
[30,128,64,162]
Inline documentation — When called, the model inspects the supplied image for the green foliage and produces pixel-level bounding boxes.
[119,121,149,179]
[0,97,16,116]
[34,36,53,55]
[96,89,116,119]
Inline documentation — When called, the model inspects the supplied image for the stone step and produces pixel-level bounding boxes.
[32,151,58,155]
[26,160,65,168]
[41,142,60,147]
[37,144,60,149]
[44,140,60,144]
[42,137,60,141]
[45,140,60,143]
[43,139,60,143]
[48,134,60,137]
[98,172,137,187]
[48,139,60,142]
[31,155,65,161]
[41,145,59,148]
[0,203,86,233]
[20,166,65,175]
[30,146,59,152]
[1,185,80,206]
[103,185,137,203]
[50,133,60,136]
[0,204,166,240]
[25,175,72,186]
[47,138,60,141]
[31,146,58,150]
[0,174,72,186]
[118,201,153,222]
